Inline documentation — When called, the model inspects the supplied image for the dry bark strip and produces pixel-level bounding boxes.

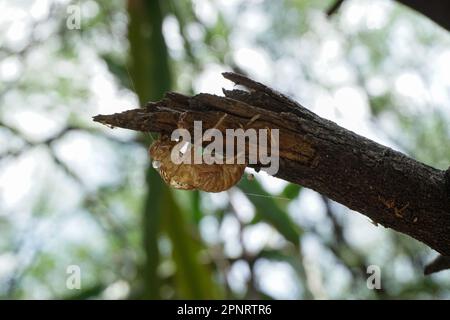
[93,72,450,264]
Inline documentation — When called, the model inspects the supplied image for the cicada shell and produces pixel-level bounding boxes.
[149,135,246,193]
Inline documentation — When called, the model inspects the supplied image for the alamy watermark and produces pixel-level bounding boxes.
[66,265,81,290]
[169,121,280,175]
[66,3,81,30]
[366,265,381,290]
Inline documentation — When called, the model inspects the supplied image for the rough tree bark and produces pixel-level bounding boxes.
[93,72,450,272]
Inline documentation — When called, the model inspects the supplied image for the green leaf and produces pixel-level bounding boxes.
[64,284,105,300]
[127,0,173,300]
[162,191,222,299]
[140,168,167,299]
[237,179,302,246]
[280,183,302,200]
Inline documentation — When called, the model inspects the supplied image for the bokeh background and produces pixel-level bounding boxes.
[0,0,449,299]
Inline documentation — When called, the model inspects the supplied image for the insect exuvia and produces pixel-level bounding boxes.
[149,134,247,192]
[149,114,264,192]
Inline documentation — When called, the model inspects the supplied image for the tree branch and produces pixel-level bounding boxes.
[424,254,450,275]
[395,0,450,32]
[326,0,345,17]
[93,72,450,259]
[326,0,450,33]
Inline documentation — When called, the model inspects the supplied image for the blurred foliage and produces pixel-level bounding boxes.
[0,0,449,300]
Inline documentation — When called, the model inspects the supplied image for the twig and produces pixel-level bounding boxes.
[424,255,450,275]
[326,0,346,17]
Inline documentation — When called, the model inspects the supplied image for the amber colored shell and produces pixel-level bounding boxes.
[149,136,246,192]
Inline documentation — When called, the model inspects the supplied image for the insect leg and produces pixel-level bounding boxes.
[246,114,261,127]
[212,113,228,130]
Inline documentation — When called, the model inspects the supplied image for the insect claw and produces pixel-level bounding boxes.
[246,114,261,127]
[212,113,228,130]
